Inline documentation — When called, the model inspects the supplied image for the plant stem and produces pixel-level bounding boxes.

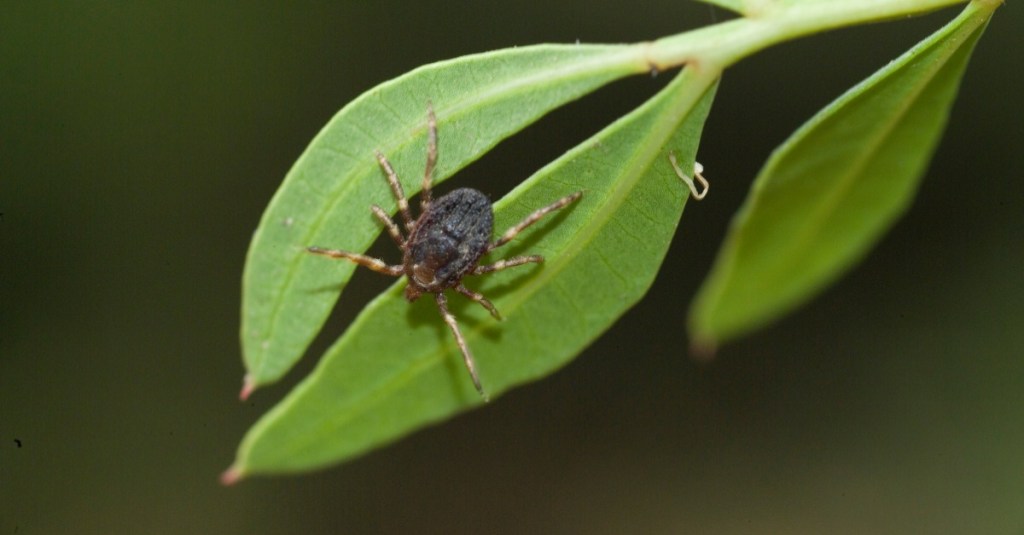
[644,0,979,75]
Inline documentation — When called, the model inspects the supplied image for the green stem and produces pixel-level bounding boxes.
[642,0,978,75]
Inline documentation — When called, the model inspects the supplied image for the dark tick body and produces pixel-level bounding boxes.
[404,188,492,300]
[308,104,581,401]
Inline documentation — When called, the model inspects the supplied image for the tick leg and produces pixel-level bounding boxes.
[455,283,501,320]
[374,150,415,232]
[470,255,543,275]
[306,246,404,276]
[420,103,438,213]
[489,191,583,251]
[371,204,405,246]
[435,292,488,401]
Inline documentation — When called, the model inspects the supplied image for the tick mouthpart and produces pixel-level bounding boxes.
[404,284,424,302]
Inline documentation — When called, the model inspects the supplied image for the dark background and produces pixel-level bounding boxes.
[3,2,1022,533]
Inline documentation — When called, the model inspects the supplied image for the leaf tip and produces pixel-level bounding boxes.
[220,465,245,486]
[688,335,718,363]
[239,374,256,401]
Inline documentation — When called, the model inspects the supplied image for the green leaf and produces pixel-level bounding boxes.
[240,44,652,393]
[228,68,718,477]
[689,2,992,345]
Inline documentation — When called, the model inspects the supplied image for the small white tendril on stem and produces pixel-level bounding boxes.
[669,153,709,200]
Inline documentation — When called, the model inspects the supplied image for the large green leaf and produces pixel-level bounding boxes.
[689,2,992,345]
[240,44,652,393]
[226,68,718,478]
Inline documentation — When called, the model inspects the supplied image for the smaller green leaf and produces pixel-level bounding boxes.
[689,2,993,345]
[227,68,718,478]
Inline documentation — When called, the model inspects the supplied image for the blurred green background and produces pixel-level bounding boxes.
[2,2,1022,533]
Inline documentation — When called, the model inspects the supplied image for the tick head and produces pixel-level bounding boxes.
[412,262,437,285]
[405,262,438,301]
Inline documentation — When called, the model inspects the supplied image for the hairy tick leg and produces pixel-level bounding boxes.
[306,246,404,276]
[375,150,415,231]
[435,292,488,401]
[371,204,405,246]
[455,283,502,320]
[421,103,438,212]
[471,255,544,275]
[489,191,583,251]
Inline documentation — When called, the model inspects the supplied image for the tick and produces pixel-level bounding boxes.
[308,104,582,401]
